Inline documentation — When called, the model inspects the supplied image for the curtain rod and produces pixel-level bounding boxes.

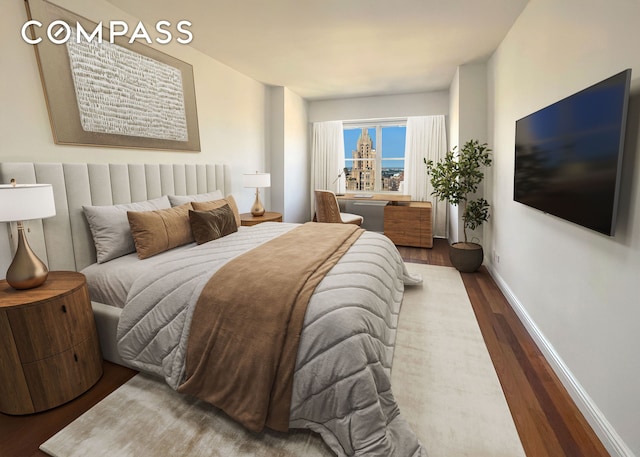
[341,117,407,127]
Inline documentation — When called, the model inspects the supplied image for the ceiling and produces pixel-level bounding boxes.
[107,0,529,100]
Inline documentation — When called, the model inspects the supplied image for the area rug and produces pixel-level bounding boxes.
[392,264,525,457]
[40,263,525,457]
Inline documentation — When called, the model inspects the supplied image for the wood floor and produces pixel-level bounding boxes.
[0,239,609,457]
[397,239,609,457]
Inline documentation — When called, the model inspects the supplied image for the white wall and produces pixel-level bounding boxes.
[487,0,640,454]
[283,89,310,222]
[0,0,269,276]
[268,87,286,218]
[268,87,309,223]
[0,0,267,204]
[308,91,449,123]
[448,69,460,242]
[448,62,488,244]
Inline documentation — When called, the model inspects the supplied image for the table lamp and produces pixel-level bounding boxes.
[243,172,271,217]
[0,180,56,290]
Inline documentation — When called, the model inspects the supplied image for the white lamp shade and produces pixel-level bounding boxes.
[243,173,271,188]
[0,184,56,222]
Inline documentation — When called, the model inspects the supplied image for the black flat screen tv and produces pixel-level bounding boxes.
[514,69,631,236]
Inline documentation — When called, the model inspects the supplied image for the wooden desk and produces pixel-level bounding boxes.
[336,193,411,205]
[336,193,433,248]
[384,202,433,248]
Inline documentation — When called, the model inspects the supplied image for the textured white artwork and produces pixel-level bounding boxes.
[66,34,188,142]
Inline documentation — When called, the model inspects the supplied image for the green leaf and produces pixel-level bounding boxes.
[425,140,493,240]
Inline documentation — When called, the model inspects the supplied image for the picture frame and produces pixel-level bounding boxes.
[24,0,201,152]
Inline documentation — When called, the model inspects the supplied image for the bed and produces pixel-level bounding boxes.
[0,162,425,457]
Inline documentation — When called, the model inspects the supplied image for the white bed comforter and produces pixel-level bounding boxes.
[116,223,425,456]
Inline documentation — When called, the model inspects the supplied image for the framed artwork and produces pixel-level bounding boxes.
[24,0,201,151]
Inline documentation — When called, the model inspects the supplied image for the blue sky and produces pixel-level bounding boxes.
[343,126,406,168]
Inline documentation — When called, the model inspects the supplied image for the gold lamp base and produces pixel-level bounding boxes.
[250,188,265,217]
[6,222,48,290]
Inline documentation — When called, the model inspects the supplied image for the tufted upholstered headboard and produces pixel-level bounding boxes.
[0,163,228,272]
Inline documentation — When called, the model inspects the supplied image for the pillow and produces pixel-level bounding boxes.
[189,204,238,245]
[168,190,224,207]
[192,195,241,228]
[127,203,194,259]
[83,196,171,263]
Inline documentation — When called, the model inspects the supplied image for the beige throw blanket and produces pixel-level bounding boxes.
[178,222,363,433]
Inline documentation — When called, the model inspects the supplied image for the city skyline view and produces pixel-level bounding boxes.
[343,125,406,191]
[343,126,406,168]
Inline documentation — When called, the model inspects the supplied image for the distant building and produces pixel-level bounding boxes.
[347,128,376,191]
[385,171,404,191]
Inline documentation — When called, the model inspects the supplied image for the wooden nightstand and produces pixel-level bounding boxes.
[240,211,283,226]
[0,271,103,415]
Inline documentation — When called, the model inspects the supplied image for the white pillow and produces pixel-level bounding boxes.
[168,190,224,207]
[83,196,171,263]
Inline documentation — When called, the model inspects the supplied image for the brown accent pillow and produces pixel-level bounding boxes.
[191,195,241,228]
[189,204,238,245]
[127,203,194,259]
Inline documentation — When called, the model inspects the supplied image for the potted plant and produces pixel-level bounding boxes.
[425,140,492,272]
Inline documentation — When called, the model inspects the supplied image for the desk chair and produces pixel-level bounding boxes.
[314,189,363,226]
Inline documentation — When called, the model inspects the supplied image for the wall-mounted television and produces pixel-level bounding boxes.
[514,69,631,236]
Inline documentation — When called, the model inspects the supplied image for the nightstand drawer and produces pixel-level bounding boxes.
[6,284,94,362]
[0,272,103,415]
[22,335,103,412]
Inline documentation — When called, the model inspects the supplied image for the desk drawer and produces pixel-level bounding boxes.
[384,203,432,248]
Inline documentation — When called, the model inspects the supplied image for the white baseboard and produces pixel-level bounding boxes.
[485,262,634,457]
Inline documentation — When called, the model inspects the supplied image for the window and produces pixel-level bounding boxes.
[343,122,406,192]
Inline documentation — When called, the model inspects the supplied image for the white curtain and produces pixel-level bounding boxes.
[310,120,345,218]
[404,115,447,238]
